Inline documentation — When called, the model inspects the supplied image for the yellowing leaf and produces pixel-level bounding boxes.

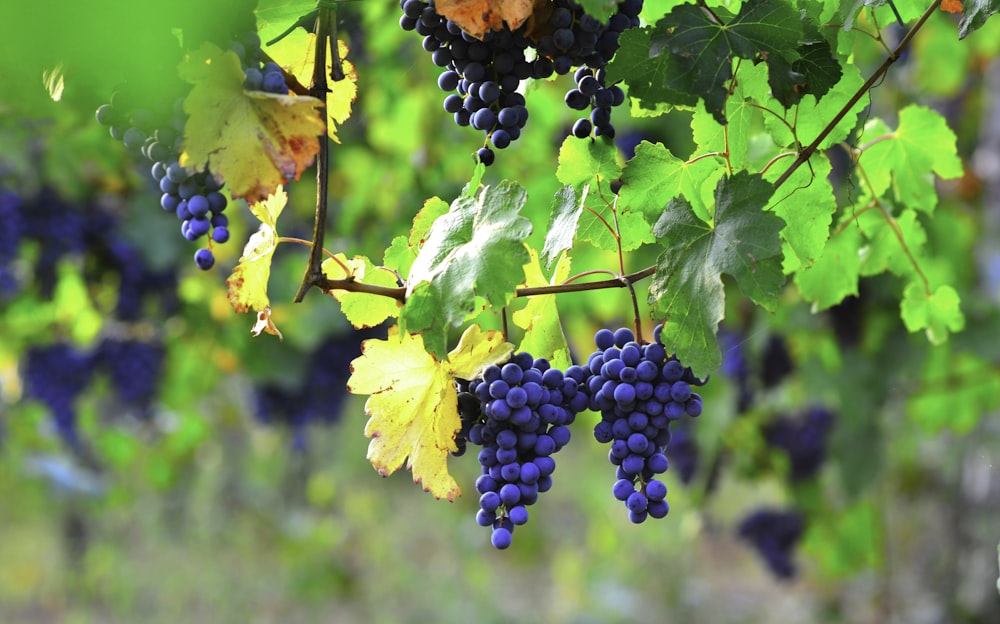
[226,188,288,314]
[266,34,358,143]
[348,325,512,500]
[178,43,324,203]
[512,248,573,371]
[321,254,401,328]
[435,0,539,39]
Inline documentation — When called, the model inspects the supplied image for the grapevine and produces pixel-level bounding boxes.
[2,0,998,614]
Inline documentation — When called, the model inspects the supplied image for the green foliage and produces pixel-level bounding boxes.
[649,172,783,373]
[4,0,1000,616]
[401,181,532,357]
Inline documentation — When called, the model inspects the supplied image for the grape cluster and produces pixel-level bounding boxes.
[95,29,292,271]
[0,190,23,297]
[96,337,167,420]
[542,0,641,139]
[459,352,589,548]
[737,508,806,580]
[583,324,706,523]
[252,328,376,451]
[400,0,642,164]
[401,0,536,165]
[96,94,230,271]
[24,343,97,447]
[762,406,835,482]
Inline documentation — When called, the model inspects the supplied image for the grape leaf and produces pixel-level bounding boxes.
[383,197,451,278]
[321,254,401,328]
[512,249,573,372]
[349,324,513,500]
[793,217,862,310]
[857,209,927,278]
[649,172,784,374]
[858,105,964,213]
[401,181,532,358]
[556,137,652,251]
[226,188,288,314]
[764,154,836,273]
[901,282,965,345]
[959,0,1000,38]
[606,26,697,114]
[619,140,720,223]
[178,43,324,203]
[435,0,535,39]
[633,0,803,123]
[542,185,585,269]
[267,33,358,142]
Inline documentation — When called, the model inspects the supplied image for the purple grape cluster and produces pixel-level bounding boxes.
[96,95,230,271]
[24,343,97,448]
[460,352,589,549]
[400,0,536,165]
[583,324,706,523]
[252,329,376,451]
[737,508,806,580]
[541,0,641,139]
[400,0,642,163]
[762,406,835,482]
[0,190,23,297]
[94,28,286,271]
[96,337,167,419]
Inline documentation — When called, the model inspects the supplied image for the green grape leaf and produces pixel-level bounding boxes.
[901,282,965,345]
[690,65,759,171]
[226,188,287,314]
[178,43,325,203]
[557,137,652,251]
[322,254,401,328]
[542,185,585,269]
[349,324,513,500]
[959,0,1000,38]
[766,62,865,151]
[401,181,532,358]
[619,140,720,223]
[858,105,964,214]
[857,209,927,278]
[512,249,573,372]
[793,216,861,309]
[765,153,836,273]
[382,197,451,279]
[637,0,803,123]
[605,26,698,114]
[649,172,784,373]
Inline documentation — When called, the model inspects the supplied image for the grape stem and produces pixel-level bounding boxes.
[772,0,942,190]
[293,4,337,303]
[277,236,347,269]
[314,265,658,301]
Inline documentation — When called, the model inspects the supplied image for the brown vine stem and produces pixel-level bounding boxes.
[314,264,659,302]
[293,3,337,303]
[772,0,942,191]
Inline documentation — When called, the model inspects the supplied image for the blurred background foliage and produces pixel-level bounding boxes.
[1,1,1000,622]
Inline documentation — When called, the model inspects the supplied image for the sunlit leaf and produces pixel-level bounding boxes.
[178,43,324,202]
[349,325,513,500]
[226,188,288,314]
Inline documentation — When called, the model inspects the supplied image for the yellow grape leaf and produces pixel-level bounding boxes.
[264,33,358,143]
[226,188,288,314]
[349,324,513,500]
[436,0,539,39]
[178,43,324,203]
[321,253,401,328]
[512,248,573,371]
